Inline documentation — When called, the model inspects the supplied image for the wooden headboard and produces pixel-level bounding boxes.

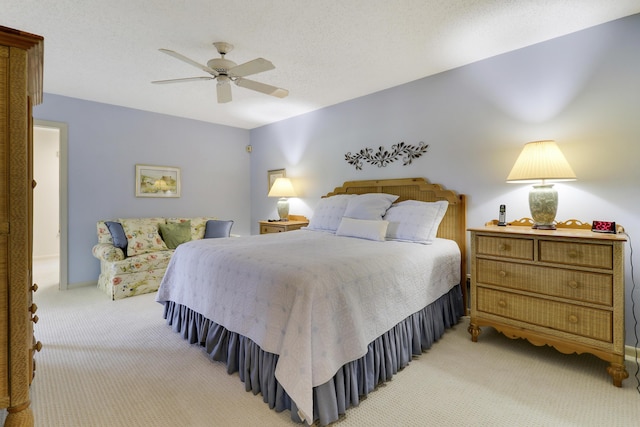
[326,177,467,309]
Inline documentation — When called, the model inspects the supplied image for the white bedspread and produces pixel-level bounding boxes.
[156,230,460,422]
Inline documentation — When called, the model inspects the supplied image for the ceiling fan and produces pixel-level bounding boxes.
[152,42,289,103]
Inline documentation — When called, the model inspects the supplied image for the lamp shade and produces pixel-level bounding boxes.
[506,140,576,230]
[506,140,576,183]
[268,177,297,197]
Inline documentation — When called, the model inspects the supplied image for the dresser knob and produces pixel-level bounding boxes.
[31,283,39,292]
[568,315,579,324]
[498,243,507,251]
[32,315,39,324]
[568,280,579,289]
[34,341,43,352]
[499,270,507,278]
[29,303,38,314]
[498,300,507,308]
[567,250,579,258]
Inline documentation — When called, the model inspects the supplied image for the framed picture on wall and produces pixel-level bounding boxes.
[267,168,286,193]
[135,164,181,197]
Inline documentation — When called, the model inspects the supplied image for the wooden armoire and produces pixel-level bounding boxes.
[0,25,44,426]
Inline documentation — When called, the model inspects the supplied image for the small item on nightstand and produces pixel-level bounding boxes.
[592,220,616,234]
[498,205,507,226]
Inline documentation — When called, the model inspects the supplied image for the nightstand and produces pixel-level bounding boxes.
[468,218,628,387]
[259,215,309,234]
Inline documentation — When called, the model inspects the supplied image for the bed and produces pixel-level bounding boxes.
[156,177,467,425]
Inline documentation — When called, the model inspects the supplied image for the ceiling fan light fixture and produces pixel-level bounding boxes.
[207,58,237,72]
[154,41,288,102]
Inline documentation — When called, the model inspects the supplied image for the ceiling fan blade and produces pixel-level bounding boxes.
[235,78,289,98]
[152,76,214,84]
[159,48,219,76]
[228,58,274,78]
[217,80,232,103]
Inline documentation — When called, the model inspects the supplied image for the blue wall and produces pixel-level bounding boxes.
[34,95,251,286]
[249,15,640,344]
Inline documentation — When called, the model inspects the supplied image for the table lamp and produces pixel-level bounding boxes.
[506,140,576,230]
[268,177,297,221]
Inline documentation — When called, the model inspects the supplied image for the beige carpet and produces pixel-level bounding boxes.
[5,267,640,426]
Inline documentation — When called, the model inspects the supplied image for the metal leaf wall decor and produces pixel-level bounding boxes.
[345,141,429,170]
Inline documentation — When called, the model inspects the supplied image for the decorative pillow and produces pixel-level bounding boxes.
[336,217,389,242]
[159,221,192,249]
[118,218,168,257]
[306,194,356,233]
[383,200,449,244]
[105,221,128,255]
[343,193,399,220]
[204,220,234,238]
[166,217,212,240]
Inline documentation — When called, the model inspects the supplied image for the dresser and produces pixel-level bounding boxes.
[1,26,44,425]
[468,219,627,387]
[259,215,309,234]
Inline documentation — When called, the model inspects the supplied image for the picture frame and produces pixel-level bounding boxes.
[267,168,286,193]
[135,164,181,197]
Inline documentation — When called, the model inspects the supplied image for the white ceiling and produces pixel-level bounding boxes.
[3,1,639,129]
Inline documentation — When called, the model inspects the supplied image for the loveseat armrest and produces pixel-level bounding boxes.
[92,243,125,262]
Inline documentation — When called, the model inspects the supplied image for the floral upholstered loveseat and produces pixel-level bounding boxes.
[92,217,228,300]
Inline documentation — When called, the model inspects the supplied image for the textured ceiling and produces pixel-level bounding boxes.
[2,1,639,129]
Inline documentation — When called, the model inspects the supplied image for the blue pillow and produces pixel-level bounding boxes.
[204,220,233,238]
[105,221,128,255]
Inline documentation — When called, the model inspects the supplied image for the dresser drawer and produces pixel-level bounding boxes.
[539,240,613,269]
[476,236,533,260]
[261,224,285,234]
[477,287,612,343]
[476,259,613,306]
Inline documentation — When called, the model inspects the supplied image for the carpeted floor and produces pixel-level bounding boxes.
[5,262,640,426]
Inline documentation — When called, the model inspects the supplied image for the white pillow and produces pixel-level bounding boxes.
[336,217,389,242]
[383,200,448,244]
[343,193,399,220]
[306,194,356,232]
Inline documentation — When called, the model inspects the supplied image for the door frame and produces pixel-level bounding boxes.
[34,119,68,290]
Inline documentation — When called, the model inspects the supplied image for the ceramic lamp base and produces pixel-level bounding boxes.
[276,198,289,221]
[529,183,557,230]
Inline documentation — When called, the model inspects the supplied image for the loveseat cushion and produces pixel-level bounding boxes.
[119,217,168,257]
[159,221,192,249]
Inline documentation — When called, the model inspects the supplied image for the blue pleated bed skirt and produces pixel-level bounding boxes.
[162,284,464,425]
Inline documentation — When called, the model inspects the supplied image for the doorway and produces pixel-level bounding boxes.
[33,120,68,290]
